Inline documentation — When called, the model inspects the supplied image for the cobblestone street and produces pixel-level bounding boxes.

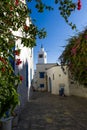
[13,91,87,130]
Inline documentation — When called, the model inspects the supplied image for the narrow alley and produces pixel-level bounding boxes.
[13,91,87,130]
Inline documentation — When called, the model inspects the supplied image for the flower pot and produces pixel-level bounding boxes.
[1,117,13,130]
[12,114,19,127]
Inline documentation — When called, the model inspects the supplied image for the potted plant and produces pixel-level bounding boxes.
[0,65,21,130]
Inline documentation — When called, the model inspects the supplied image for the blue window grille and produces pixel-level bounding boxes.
[39,72,45,78]
[40,84,44,88]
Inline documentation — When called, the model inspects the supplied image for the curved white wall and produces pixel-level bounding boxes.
[47,66,70,96]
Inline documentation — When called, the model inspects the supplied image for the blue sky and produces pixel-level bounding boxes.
[27,0,87,69]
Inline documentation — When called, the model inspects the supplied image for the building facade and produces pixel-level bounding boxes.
[33,45,57,91]
[15,41,34,108]
[33,46,70,95]
[34,63,57,91]
[12,18,34,109]
[47,65,70,96]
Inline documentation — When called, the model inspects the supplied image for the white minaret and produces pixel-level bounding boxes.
[38,45,47,64]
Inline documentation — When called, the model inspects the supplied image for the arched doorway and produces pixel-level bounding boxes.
[49,77,52,93]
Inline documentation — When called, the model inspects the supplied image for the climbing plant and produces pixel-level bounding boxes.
[59,28,87,86]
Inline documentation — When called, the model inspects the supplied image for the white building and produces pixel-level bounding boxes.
[12,18,34,109]
[47,65,70,96]
[33,45,56,91]
[15,42,34,108]
[33,46,70,96]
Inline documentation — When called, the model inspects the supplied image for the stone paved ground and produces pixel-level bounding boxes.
[12,91,87,130]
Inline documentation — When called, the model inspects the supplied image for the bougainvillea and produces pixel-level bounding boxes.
[0,0,46,118]
[27,0,82,30]
[59,28,87,86]
[20,75,24,81]
[77,0,82,10]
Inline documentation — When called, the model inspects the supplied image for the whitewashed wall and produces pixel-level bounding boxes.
[69,81,87,97]
[15,39,34,109]
[47,66,70,96]
[12,16,34,109]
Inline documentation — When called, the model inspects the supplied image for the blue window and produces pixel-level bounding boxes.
[39,72,45,78]
[40,84,44,88]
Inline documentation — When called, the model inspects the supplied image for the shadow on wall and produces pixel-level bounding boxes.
[15,60,29,111]
[49,77,52,93]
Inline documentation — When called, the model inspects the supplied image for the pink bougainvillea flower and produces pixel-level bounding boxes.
[14,50,20,56]
[77,39,80,44]
[1,67,6,72]
[10,6,14,11]
[20,75,23,81]
[15,0,19,6]
[16,59,22,65]
[24,25,29,31]
[77,0,82,10]
[0,56,2,61]
[0,56,7,64]
[71,47,77,55]
[85,35,87,39]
